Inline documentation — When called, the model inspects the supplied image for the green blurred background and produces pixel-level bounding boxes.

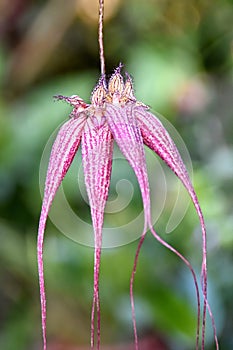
[0,0,232,349]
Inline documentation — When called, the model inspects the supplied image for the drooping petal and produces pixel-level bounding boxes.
[37,114,86,350]
[105,103,151,225]
[135,106,195,193]
[81,118,113,349]
[105,103,151,349]
[135,106,218,349]
[105,103,201,350]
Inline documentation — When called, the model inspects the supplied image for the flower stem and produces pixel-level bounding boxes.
[98,0,105,77]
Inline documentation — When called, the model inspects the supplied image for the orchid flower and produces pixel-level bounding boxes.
[38,66,218,350]
[38,1,218,349]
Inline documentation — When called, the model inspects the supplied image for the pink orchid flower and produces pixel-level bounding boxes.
[38,66,218,350]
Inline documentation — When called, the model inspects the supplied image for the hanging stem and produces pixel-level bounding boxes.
[98,0,105,77]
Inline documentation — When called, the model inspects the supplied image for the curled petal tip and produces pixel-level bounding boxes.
[54,94,88,109]
[125,71,132,80]
[136,101,150,109]
[53,94,67,102]
[114,62,124,74]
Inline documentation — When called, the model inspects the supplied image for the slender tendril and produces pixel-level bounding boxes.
[98,0,105,77]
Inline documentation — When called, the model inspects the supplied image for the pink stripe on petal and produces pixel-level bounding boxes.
[38,114,86,350]
[105,103,151,226]
[135,106,218,349]
[135,107,192,189]
[105,103,153,349]
[81,118,113,349]
[105,103,204,350]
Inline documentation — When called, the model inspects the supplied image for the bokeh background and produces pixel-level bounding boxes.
[0,0,232,349]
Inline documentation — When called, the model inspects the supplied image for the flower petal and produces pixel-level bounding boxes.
[135,107,193,190]
[38,114,86,350]
[135,106,218,348]
[81,118,113,349]
[105,103,151,226]
[105,103,201,350]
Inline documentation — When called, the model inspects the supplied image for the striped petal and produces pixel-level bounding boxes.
[37,114,86,350]
[105,103,151,226]
[105,103,201,350]
[135,106,194,193]
[81,118,113,349]
[135,105,205,244]
[135,106,218,349]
